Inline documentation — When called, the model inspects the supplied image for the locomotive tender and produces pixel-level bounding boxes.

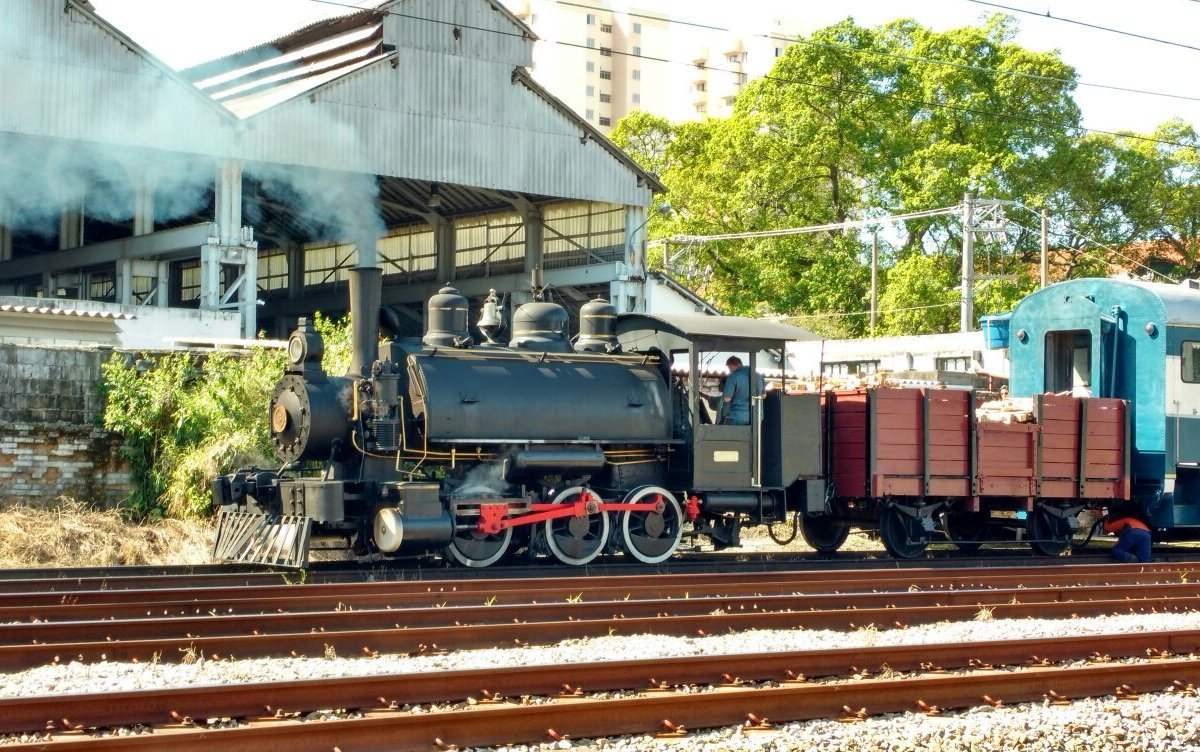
[213,267,825,567]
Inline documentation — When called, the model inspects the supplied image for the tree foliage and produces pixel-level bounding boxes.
[612,14,1200,335]
[101,348,285,520]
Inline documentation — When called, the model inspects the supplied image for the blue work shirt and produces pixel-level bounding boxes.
[721,365,765,425]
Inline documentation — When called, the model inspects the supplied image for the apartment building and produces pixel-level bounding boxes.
[507,0,802,132]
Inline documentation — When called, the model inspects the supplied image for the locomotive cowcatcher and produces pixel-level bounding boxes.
[213,267,824,567]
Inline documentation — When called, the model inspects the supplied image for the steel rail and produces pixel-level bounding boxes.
[5,566,1197,623]
[0,593,1196,672]
[3,561,1195,611]
[4,656,1198,750]
[1,628,1197,736]
[3,580,1200,646]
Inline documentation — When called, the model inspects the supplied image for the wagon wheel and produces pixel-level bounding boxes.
[879,506,930,559]
[800,514,850,553]
[542,486,610,566]
[943,511,988,554]
[1071,508,1103,550]
[1027,506,1072,557]
[619,486,683,564]
[445,485,512,568]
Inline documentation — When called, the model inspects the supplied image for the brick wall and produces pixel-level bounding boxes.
[0,344,131,506]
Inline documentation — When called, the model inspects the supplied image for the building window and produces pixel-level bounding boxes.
[775,47,783,57]
[736,72,748,84]
[599,92,611,103]
[599,69,611,80]
[722,95,737,106]
[693,81,706,92]
[586,13,596,24]
[631,93,641,105]
[600,23,612,33]
[586,37,595,48]
[632,46,641,57]
[727,53,740,63]
[599,116,611,126]
[823,360,880,376]
[695,103,706,114]
[600,46,611,56]
[632,69,641,80]
[936,356,972,372]
[633,22,641,33]
[586,108,594,120]
[586,85,594,97]
[586,61,594,72]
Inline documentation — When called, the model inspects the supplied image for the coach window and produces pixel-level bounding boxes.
[1182,341,1200,383]
[1045,329,1091,395]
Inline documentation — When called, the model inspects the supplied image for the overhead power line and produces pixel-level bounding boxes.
[965,1,1200,53]
[302,0,1199,150]
[665,206,962,243]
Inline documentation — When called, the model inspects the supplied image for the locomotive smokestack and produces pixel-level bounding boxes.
[348,266,382,378]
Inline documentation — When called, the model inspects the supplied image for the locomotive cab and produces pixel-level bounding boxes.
[617,312,825,546]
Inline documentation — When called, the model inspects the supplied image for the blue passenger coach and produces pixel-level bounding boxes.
[1001,278,1200,530]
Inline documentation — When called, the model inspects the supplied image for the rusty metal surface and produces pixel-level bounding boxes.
[0,592,1197,672]
[4,656,1198,750]
[3,561,1196,611]
[4,627,1199,735]
[3,567,1197,624]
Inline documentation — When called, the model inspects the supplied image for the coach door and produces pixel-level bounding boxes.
[691,348,757,490]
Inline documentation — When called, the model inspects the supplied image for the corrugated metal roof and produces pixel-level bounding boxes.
[619,312,820,344]
[0,304,135,320]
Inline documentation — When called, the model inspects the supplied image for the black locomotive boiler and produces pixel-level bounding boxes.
[213,266,825,567]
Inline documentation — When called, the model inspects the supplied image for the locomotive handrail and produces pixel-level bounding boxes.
[412,348,661,366]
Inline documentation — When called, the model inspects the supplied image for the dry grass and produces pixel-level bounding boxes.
[0,499,213,568]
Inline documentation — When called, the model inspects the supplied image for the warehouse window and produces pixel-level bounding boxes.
[1183,342,1200,383]
[936,356,971,373]
[823,360,879,376]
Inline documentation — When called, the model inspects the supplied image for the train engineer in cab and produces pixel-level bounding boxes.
[720,355,766,425]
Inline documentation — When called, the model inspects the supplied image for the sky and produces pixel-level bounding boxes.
[90,0,1200,137]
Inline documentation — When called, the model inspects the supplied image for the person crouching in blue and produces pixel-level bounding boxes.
[1102,502,1153,563]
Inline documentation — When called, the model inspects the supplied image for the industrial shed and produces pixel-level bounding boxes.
[0,0,663,342]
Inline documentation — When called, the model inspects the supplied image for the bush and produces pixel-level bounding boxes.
[101,346,285,520]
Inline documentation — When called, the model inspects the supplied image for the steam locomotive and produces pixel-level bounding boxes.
[213,267,824,567]
[215,267,1195,567]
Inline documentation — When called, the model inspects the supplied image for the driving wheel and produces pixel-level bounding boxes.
[445,485,512,568]
[542,486,610,566]
[619,486,683,564]
[879,506,930,559]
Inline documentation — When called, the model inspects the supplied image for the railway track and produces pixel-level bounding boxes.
[1,563,1199,671]
[2,631,1198,748]
[3,562,1200,748]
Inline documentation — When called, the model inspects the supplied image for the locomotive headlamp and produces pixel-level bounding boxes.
[285,318,325,372]
[1145,322,1158,337]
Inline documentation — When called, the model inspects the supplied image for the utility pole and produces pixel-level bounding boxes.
[960,192,974,333]
[870,230,879,336]
[1040,208,1049,288]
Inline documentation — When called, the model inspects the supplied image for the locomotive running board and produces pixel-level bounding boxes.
[212,510,312,568]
